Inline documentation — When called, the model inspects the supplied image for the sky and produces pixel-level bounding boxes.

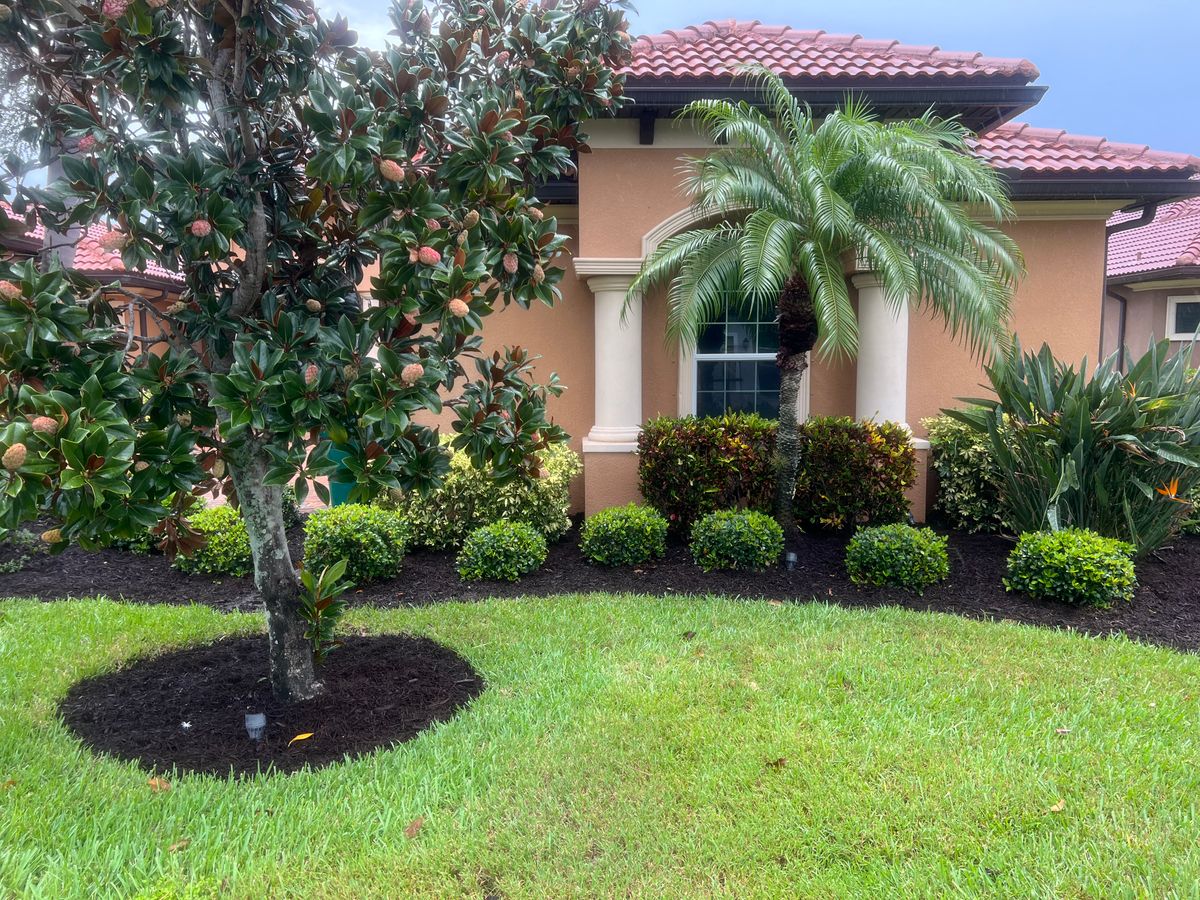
[327,0,1199,153]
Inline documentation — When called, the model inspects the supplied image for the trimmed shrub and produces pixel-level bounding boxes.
[456,520,547,582]
[637,413,776,533]
[923,414,1007,533]
[690,509,784,572]
[844,523,949,594]
[793,417,916,530]
[112,485,300,555]
[387,441,580,549]
[579,503,668,567]
[303,504,409,585]
[173,505,252,576]
[1004,528,1136,607]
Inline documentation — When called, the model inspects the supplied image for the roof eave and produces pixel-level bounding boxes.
[1002,173,1200,203]
[1107,265,1200,287]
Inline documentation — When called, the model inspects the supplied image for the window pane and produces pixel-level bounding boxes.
[756,361,780,392]
[726,360,756,390]
[755,392,780,419]
[757,323,779,353]
[696,391,725,417]
[1175,302,1200,337]
[697,322,725,353]
[725,391,757,413]
[725,322,756,353]
[696,361,724,391]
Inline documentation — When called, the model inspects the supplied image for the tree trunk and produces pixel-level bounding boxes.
[227,440,320,703]
[774,354,809,533]
[775,274,819,534]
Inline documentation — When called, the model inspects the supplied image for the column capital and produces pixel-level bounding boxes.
[585,273,639,295]
[851,271,884,291]
[573,257,642,279]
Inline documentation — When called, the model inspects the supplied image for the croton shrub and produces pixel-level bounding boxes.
[637,413,777,533]
[638,413,916,531]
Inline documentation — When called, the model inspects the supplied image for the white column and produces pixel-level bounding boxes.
[852,272,909,425]
[584,274,642,449]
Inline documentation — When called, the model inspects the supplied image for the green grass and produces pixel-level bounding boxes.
[2,595,1200,898]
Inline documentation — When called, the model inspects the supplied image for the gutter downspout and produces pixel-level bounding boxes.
[1103,202,1159,371]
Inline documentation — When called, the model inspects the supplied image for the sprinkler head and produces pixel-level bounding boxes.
[244,712,267,741]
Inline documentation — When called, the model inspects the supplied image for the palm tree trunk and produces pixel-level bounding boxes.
[774,353,808,532]
[227,439,320,703]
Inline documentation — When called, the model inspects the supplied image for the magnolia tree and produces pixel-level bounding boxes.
[0,0,632,701]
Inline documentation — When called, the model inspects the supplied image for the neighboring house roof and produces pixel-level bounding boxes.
[975,123,1200,175]
[2,209,182,284]
[625,20,1039,83]
[1107,197,1200,278]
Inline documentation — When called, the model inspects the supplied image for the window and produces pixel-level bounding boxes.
[1166,296,1200,341]
[694,302,781,418]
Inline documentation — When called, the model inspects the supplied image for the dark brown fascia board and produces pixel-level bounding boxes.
[1002,173,1200,203]
[1107,266,1200,287]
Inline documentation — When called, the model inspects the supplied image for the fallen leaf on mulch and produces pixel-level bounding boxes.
[148,776,171,793]
[1048,799,1066,813]
[766,757,787,769]
[288,732,314,747]
[405,816,425,839]
[169,839,191,853]
[768,600,784,607]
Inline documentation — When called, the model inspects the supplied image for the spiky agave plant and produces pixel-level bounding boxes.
[630,65,1023,530]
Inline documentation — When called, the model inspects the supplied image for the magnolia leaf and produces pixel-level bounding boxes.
[288,732,314,747]
[147,776,171,793]
[168,838,191,853]
[1048,799,1066,813]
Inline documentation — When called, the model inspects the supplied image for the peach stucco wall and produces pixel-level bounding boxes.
[907,218,1108,436]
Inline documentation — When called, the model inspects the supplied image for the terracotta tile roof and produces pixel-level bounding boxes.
[1108,197,1200,277]
[625,20,1040,82]
[975,123,1200,175]
[2,206,182,283]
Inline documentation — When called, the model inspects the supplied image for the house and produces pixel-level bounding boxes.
[1,212,183,351]
[1104,197,1200,368]
[467,21,1200,518]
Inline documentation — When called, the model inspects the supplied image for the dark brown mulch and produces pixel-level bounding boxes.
[5,519,1200,653]
[59,634,485,777]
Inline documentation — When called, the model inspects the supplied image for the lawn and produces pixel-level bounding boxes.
[2,595,1199,897]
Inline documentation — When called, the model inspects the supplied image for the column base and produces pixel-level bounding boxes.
[582,445,642,516]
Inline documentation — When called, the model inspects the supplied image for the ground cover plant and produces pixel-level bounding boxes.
[3,596,1200,896]
[0,0,633,701]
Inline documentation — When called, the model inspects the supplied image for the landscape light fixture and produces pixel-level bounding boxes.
[244,712,267,741]
[785,551,798,571]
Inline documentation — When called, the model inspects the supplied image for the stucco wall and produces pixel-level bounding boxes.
[1105,284,1200,367]
[908,218,1108,435]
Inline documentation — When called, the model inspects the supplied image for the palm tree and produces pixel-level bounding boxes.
[630,66,1024,531]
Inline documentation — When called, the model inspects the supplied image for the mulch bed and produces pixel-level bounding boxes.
[5,518,1200,652]
[59,634,485,777]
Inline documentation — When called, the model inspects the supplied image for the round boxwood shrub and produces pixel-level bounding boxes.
[173,505,252,577]
[689,509,784,572]
[303,504,409,586]
[1004,528,1136,607]
[579,503,668,567]
[844,523,950,594]
[457,520,547,582]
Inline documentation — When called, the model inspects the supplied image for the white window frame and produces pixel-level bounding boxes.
[1165,295,1200,341]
